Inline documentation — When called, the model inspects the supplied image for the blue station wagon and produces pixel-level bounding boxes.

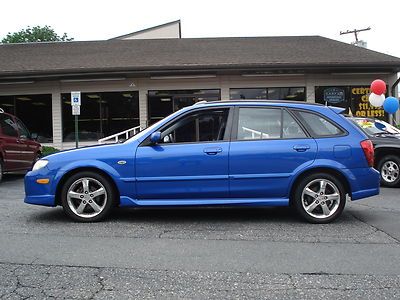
[25,101,380,223]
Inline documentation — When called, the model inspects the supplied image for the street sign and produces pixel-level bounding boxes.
[72,105,80,115]
[71,91,81,106]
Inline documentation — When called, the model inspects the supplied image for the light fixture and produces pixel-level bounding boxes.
[87,94,101,99]
[32,102,46,106]
[16,97,32,101]
[160,98,171,102]
[122,93,133,98]
[150,75,216,80]
[330,72,392,76]
[60,77,126,83]
[0,81,35,85]
[241,73,305,77]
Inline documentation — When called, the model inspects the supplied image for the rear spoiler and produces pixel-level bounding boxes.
[328,106,346,114]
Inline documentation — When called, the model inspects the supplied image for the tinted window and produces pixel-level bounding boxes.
[282,111,307,139]
[16,118,30,138]
[237,108,282,140]
[160,108,229,144]
[295,111,343,137]
[0,114,18,137]
[0,94,53,142]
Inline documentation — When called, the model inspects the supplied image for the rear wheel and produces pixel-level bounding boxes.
[293,173,346,224]
[0,158,3,183]
[60,171,115,222]
[377,155,400,187]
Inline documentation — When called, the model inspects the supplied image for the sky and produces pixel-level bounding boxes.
[1,0,400,58]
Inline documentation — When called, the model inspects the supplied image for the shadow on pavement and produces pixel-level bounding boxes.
[27,205,302,224]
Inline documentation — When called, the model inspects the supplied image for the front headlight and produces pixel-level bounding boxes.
[32,160,49,171]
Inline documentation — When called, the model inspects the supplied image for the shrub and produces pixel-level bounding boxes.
[41,146,60,157]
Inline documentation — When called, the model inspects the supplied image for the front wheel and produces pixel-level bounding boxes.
[293,173,346,224]
[60,171,115,222]
[377,155,400,188]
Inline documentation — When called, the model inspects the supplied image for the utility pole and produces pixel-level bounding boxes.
[340,27,371,47]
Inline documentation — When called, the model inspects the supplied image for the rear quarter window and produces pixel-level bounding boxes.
[294,110,345,137]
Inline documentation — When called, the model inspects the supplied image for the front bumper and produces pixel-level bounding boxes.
[24,169,56,207]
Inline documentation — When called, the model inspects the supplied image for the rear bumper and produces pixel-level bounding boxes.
[344,167,380,200]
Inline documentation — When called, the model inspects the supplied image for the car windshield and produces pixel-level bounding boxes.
[352,118,400,135]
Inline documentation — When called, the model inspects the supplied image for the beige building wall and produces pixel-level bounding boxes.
[0,72,398,149]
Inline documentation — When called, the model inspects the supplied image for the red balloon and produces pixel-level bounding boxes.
[370,79,387,95]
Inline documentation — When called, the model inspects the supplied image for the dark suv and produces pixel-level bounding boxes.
[349,117,400,187]
[0,109,41,182]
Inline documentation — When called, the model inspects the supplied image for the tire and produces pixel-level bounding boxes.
[293,173,346,224]
[60,171,115,222]
[0,158,3,183]
[377,155,400,188]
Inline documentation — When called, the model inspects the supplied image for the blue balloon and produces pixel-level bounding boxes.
[383,97,399,114]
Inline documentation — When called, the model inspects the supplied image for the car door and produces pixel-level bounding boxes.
[15,118,37,169]
[229,106,317,198]
[135,107,232,200]
[0,114,25,170]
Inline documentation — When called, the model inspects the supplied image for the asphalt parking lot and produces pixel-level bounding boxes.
[0,174,399,299]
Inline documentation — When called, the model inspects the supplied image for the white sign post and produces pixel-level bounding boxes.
[71,91,81,148]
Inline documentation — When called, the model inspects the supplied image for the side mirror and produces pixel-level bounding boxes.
[150,131,161,144]
[31,133,38,140]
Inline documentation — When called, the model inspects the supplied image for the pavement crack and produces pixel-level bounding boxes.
[349,211,400,244]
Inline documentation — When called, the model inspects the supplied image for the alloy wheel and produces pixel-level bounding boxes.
[301,179,341,219]
[381,161,399,183]
[66,177,108,219]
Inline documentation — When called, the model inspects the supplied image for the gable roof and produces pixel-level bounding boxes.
[0,35,399,80]
[110,20,181,40]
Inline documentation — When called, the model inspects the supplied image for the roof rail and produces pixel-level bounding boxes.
[0,108,4,113]
[194,100,208,106]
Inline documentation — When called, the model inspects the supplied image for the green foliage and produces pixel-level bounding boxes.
[1,25,73,43]
[41,146,60,157]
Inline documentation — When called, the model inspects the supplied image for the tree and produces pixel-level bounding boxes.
[1,25,73,43]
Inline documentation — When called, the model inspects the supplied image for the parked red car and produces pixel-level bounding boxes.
[0,109,41,182]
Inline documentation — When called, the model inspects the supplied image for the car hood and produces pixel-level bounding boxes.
[44,142,132,163]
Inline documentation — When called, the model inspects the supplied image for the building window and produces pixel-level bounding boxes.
[0,94,53,142]
[230,87,305,101]
[315,86,386,119]
[148,89,221,125]
[62,91,139,142]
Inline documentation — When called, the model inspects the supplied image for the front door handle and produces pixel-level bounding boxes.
[204,147,222,155]
[293,145,310,152]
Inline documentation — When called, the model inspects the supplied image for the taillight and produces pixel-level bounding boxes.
[360,139,374,167]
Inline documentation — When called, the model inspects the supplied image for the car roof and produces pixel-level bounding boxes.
[196,100,324,107]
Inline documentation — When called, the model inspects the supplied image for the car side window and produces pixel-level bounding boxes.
[0,114,19,138]
[159,108,229,144]
[294,111,343,137]
[16,118,30,139]
[282,110,307,139]
[237,107,282,140]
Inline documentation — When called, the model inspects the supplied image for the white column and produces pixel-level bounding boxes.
[51,88,63,149]
[305,77,315,103]
[138,87,148,129]
[219,77,230,100]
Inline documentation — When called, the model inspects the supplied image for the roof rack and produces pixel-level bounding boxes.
[0,108,4,113]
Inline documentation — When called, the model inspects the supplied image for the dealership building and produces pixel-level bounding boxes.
[1,20,400,149]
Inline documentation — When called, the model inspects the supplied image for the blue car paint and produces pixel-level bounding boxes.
[25,101,380,209]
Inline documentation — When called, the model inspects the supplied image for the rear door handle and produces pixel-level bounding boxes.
[293,145,310,152]
[204,147,223,155]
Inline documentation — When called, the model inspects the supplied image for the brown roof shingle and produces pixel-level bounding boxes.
[1,36,399,79]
